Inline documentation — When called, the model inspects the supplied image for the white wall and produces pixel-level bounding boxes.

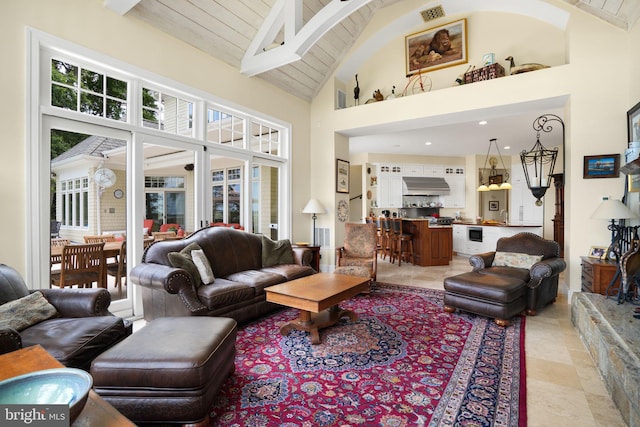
[0,0,312,276]
[310,0,633,295]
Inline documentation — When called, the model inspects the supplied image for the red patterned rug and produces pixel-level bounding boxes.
[210,283,526,426]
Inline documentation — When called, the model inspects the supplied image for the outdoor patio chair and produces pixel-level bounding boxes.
[51,242,105,289]
[106,240,126,298]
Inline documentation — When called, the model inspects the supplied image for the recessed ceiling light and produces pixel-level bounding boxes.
[425,142,432,145]
[478,120,487,125]
[503,145,511,150]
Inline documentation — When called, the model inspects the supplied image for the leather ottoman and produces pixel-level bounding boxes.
[443,271,527,326]
[90,317,237,426]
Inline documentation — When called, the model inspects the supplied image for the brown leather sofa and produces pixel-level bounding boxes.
[130,226,316,323]
[0,264,132,370]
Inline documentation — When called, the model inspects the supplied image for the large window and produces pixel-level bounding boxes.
[142,87,194,137]
[60,177,89,227]
[212,168,242,224]
[145,177,186,227]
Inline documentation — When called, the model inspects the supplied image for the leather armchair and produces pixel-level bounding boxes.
[0,264,132,370]
[468,232,566,315]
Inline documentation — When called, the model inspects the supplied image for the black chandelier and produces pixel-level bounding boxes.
[520,114,562,206]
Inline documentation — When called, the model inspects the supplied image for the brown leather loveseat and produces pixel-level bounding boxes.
[0,264,132,370]
[130,226,316,323]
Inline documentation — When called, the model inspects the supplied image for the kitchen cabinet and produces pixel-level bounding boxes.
[378,174,402,207]
[442,174,465,208]
[509,166,543,225]
[402,220,452,266]
[423,165,444,177]
[452,224,465,254]
[403,164,423,176]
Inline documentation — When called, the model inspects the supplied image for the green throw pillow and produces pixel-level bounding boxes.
[168,242,203,286]
[262,235,294,267]
[0,291,58,332]
[493,251,543,269]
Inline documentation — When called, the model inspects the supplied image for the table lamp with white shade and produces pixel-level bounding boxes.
[302,199,326,246]
[590,197,638,260]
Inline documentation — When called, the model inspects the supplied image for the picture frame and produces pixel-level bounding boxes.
[627,101,640,142]
[588,246,607,259]
[629,174,640,192]
[405,18,467,76]
[488,174,503,185]
[488,201,499,211]
[583,154,620,179]
[336,159,350,194]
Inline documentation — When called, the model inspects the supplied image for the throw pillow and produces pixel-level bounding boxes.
[168,242,203,286]
[0,291,58,332]
[262,235,294,267]
[191,249,215,285]
[493,251,543,269]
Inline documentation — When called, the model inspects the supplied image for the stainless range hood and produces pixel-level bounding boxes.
[402,177,450,196]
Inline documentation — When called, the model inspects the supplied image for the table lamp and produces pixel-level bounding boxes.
[302,199,326,246]
[590,198,638,259]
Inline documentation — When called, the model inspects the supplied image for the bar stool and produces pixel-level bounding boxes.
[391,218,414,266]
[380,217,393,261]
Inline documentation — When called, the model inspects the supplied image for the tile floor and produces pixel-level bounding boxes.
[375,255,627,427]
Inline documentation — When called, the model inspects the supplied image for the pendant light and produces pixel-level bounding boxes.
[477,138,511,191]
[520,114,562,206]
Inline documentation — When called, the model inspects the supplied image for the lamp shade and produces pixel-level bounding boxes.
[590,199,638,220]
[302,199,326,214]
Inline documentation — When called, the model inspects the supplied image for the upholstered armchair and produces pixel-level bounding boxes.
[468,232,566,315]
[0,264,131,370]
[335,222,378,283]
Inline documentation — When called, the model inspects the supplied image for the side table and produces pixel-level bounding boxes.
[294,245,321,271]
[580,256,620,295]
[0,345,135,427]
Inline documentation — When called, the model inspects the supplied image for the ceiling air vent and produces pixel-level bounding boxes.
[420,5,445,22]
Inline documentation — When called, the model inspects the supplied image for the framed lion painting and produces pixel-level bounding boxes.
[405,18,467,76]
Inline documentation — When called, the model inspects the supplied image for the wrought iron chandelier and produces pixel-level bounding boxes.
[477,138,512,192]
[520,114,562,206]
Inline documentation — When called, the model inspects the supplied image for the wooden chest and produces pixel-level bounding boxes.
[464,63,505,84]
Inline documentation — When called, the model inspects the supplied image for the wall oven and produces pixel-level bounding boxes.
[468,227,483,242]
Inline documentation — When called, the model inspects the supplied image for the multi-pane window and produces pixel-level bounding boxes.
[251,121,281,156]
[51,59,128,121]
[212,167,242,224]
[207,108,244,148]
[60,177,89,227]
[142,88,194,137]
[144,176,186,227]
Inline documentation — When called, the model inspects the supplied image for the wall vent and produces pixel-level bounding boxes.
[420,5,445,22]
[315,227,331,248]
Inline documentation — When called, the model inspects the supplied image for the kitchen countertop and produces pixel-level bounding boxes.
[453,221,543,227]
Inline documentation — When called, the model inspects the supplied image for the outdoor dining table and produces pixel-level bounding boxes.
[50,241,123,289]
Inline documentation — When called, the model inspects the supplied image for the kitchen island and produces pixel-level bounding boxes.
[452,222,543,256]
[401,219,453,266]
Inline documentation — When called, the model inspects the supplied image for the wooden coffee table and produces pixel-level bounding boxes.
[265,273,369,344]
[0,345,135,427]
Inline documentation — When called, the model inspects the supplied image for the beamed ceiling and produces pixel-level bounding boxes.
[105,0,640,102]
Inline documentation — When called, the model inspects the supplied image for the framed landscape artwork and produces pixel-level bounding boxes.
[488,201,499,211]
[336,159,350,194]
[405,19,467,76]
[583,154,620,179]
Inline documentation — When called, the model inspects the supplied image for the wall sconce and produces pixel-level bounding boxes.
[520,114,562,206]
[477,138,512,192]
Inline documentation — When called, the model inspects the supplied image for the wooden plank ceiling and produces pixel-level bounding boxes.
[122,0,639,102]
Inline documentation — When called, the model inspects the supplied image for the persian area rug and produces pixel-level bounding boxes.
[210,283,526,427]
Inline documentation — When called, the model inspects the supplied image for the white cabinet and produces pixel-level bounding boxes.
[509,166,543,225]
[423,165,444,177]
[378,174,402,207]
[452,224,465,253]
[403,164,423,176]
[442,174,465,208]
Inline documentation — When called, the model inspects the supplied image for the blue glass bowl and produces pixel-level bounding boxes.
[0,368,93,423]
